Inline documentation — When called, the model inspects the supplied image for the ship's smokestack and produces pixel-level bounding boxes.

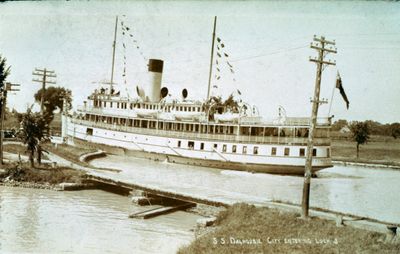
[146,59,164,102]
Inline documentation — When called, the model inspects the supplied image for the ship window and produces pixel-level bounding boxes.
[188,141,194,149]
[313,148,317,157]
[243,146,247,154]
[271,147,277,156]
[213,144,218,149]
[200,143,204,150]
[299,148,305,157]
[284,147,290,156]
[327,148,330,157]
[86,128,93,136]
[177,141,181,148]
[222,144,227,153]
[232,145,237,153]
[253,146,259,155]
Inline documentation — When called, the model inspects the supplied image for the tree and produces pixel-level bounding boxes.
[0,55,11,116]
[34,86,72,123]
[331,119,348,131]
[223,93,240,113]
[204,96,223,121]
[18,108,49,167]
[350,121,370,158]
[390,123,400,139]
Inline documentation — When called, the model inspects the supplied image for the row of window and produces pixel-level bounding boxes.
[85,127,329,158]
[93,100,202,112]
[84,114,331,138]
[177,140,325,157]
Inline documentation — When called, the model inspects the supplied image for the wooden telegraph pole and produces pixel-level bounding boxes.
[0,82,20,164]
[32,68,56,114]
[301,36,337,218]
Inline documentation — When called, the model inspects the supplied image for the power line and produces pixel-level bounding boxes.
[230,45,308,63]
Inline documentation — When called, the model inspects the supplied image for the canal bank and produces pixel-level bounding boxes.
[3,143,400,253]
[38,146,400,227]
[0,186,201,254]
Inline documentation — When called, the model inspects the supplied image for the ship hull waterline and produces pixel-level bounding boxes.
[70,136,332,176]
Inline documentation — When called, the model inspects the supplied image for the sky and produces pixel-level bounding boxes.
[0,1,399,123]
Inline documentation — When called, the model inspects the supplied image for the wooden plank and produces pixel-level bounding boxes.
[129,203,195,219]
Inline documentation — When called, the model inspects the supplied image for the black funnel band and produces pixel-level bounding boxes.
[148,59,164,73]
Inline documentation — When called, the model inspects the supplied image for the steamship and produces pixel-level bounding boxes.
[62,17,333,175]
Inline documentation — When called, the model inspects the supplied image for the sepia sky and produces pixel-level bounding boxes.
[0,1,399,123]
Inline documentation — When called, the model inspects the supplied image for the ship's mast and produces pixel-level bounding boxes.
[110,16,118,97]
[206,16,217,101]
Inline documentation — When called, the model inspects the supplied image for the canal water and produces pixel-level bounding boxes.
[0,187,200,254]
[90,155,400,224]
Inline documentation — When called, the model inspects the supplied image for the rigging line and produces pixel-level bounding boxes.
[229,45,308,63]
[328,75,336,117]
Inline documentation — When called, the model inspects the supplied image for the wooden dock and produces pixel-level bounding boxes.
[129,203,196,219]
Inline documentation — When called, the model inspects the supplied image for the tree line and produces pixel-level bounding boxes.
[332,119,400,139]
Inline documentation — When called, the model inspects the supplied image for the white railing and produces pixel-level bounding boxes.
[78,105,331,128]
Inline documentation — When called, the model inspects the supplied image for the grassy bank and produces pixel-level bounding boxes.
[0,162,85,185]
[4,143,49,160]
[42,142,97,166]
[179,204,400,254]
[331,136,400,167]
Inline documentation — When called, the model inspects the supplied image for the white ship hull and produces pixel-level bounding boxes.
[66,117,332,175]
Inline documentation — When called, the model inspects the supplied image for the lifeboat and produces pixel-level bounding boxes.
[134,108,160,118]
[172,110,205,121]
[214,112,240,123]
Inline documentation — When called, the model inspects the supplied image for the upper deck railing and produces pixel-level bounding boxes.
[76,105,331,128]
[71,118,331,146]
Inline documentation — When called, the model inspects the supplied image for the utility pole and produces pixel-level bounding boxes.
[0,82,20,164]
[301,35,336,218]
[32,68,56,114]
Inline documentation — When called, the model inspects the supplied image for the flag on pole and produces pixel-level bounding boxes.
[336,71,349,109]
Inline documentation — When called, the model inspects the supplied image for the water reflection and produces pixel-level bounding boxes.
[90,155,400,224]
[0,187,200,254]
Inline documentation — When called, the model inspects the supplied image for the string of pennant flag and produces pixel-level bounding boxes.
[120,19,147,62]
[119,16,148,97]
[213,36,236,90]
